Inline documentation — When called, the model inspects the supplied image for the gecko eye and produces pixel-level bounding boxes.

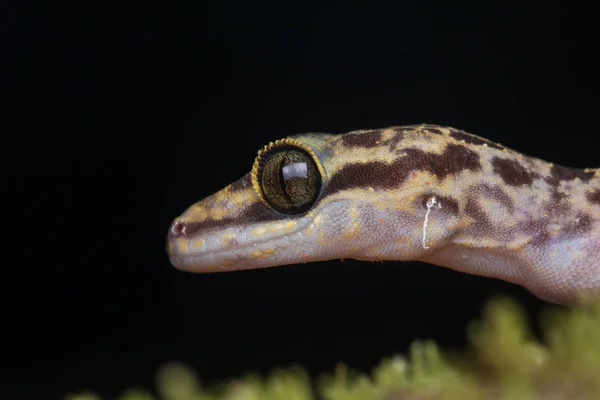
[256,147,322,214]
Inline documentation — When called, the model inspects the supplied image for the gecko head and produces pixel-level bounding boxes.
[167,133,352,272]
[167,127,457,272]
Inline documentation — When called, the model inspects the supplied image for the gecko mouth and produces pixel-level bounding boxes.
[167,218,312,272]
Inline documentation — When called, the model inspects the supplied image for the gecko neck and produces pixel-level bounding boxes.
[422,165,600,303]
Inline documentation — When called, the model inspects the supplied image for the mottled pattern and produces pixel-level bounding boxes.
[491,157,537,186]
[167,124,600,304]
[547,164,596,185]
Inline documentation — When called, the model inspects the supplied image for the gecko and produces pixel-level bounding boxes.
[167,124,600,304]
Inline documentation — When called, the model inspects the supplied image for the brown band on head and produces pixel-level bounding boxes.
[326,144,482,195]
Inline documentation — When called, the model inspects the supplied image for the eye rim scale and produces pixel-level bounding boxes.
[250,137,326,215]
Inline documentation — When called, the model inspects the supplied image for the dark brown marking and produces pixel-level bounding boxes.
[461,186,524,241]
[339,130,382,148]
[326,144,482,195]
[519,219,549,246]
[564,214,593,235]
[464,196,492,229]
[478,184,515,211]
[449,129,504,150]
[327,162,396,194]
[491,157,537,186]
[550,188,570,212]
[551,189,567,202]
[587,190,600,205]
[545,164,595,186]
[424,144,483,178]
[437,195,460,215]
[577,214,593,231]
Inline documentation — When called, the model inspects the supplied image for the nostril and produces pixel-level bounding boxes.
[169,220,188,239]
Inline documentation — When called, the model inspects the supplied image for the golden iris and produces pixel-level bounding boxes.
[259,148,321,214]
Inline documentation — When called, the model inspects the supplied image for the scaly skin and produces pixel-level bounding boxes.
[167,124,600,304]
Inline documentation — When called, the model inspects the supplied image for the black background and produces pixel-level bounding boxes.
[7,1,598,399]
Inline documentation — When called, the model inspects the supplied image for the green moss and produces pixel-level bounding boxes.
[65,295,600,400]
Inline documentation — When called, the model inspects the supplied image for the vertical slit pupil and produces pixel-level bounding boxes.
[260,146,321,214]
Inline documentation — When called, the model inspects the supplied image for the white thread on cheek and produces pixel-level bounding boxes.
[422,197,442,249]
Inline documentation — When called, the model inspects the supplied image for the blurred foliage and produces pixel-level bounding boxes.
[65,295,600,400]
